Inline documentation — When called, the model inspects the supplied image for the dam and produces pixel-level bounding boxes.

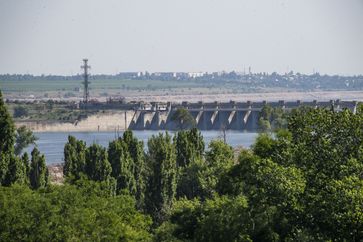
[21,99,360,132]
[124,100,359,131]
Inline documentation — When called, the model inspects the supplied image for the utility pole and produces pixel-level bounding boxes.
[81,59,91,105]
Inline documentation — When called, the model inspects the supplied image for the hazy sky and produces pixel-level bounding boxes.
[0,0,362,75]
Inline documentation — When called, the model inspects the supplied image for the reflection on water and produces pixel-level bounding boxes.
[25,131,259,164]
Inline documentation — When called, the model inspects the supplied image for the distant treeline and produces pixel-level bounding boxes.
[1,72,363,90]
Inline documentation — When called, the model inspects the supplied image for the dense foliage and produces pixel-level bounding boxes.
[1,89,363,241]
[0,90,46,187]
[0,182,152,241]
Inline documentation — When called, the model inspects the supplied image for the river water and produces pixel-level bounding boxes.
[25,131,259,164]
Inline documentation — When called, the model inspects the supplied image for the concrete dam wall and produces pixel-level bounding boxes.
[21,100,358,132]
[128,100,359,131]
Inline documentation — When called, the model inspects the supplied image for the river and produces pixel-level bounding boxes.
[25,131,259,164]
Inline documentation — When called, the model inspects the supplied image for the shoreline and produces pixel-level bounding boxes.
[16,111,133,132]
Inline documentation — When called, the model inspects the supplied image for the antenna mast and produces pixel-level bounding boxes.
[81,59,91,104]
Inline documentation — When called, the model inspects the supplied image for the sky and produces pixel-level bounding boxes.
[0,0,362,75]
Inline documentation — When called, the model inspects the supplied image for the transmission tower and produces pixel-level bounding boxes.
[81,59,91,104]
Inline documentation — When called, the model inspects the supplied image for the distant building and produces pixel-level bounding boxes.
[188,72,205,78]
[117,72,140,79]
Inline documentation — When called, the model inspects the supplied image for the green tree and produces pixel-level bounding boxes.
[258,118,271,132]
[271,107,286,130]
[0,153,11,186]
[108,138,136,195]
[317,176,363,240]
[171,108,196,130]
[260,104,273,121]
[174,128,204,168]
[29,147,48,189]
[174,128,205,199]
[218,149,306,240]
[200,140,234,198]
[286,107,363,240]
[0,90,15,185]
[252,130,293,166]
[258,105,287,131]
[145,132,177,223]
[14,126,38,156]
[21,152,30,182]
[176,158,207,200]
[157,195,252,242]
[0,91,16,152]
[122,130,146,209]
[63,135,86,179]
[4,156,28,186]
[258,105,273,132]
[85,144,112,182]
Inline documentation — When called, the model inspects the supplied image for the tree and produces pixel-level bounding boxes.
[317,176,363,240]
[4,155,28,186]
[14,126,38,156]
[145,132,177,223]
[171,108,196,130]
[29,147,48,189]
[85,144,112,182]
[21,152,30,179]
[176,158,207,200]
[0,90,15,154]
[258,118,271,132]
[174,128,205,199]
[285,107,363,240]
[244,107,363,240]
[63,136,86,179]
[218,149,306,240]
[0,90,15,185]
[260,104,273,121]
[0,153,11,186]
[122,130,146,209]
[258,105,287,131]
[174,131,189,168]
[174,128,204,168]
[206,140,234,169]
[200,140,234,198]
[271,107,286,130]
[287,107,363,183]
[108,138,136,195]
[157,195,252,241]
